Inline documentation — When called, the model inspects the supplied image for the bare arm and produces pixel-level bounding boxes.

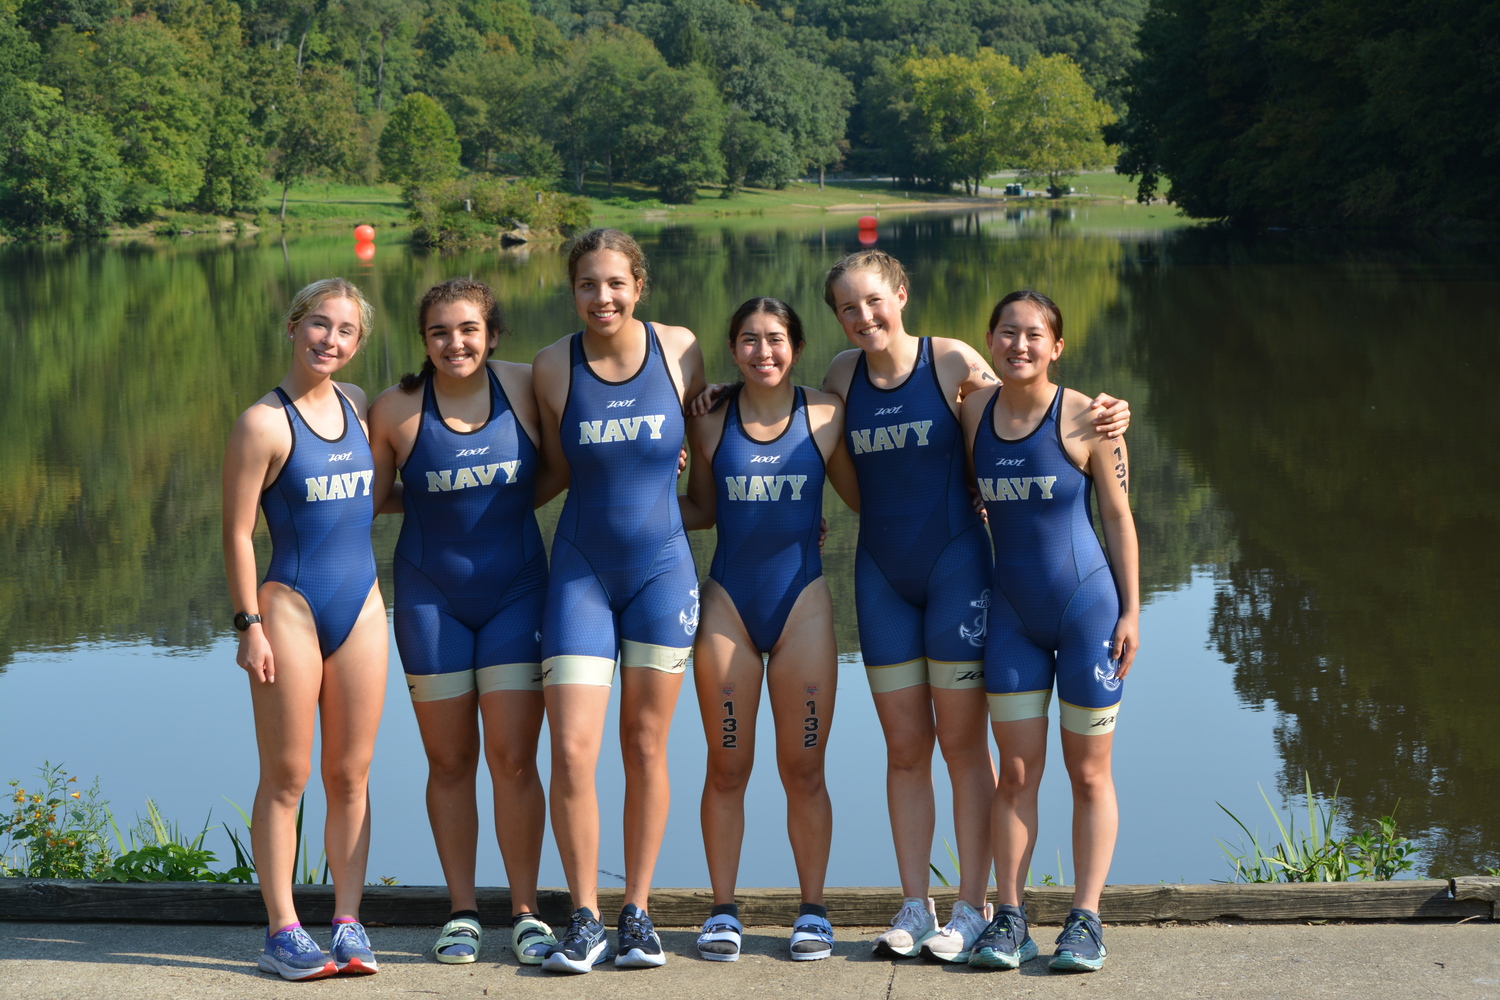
[1088,428,1139,678]
[960,385,998,521]
[531,341,573,509]
[678,410,721,531]
[819,349,860,402]
[367,386,416,518]
[806,389,859,513]
[222,402,284,684]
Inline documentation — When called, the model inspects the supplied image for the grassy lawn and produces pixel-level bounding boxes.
[259,181,409,227]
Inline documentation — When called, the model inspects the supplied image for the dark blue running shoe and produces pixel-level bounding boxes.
[330,919,378,975]
[541,908,611,974]
[615,904,666,968]
[1049,908,1107,972]
[969,903,1038,970]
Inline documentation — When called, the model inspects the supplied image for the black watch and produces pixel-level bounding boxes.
[233,612,263,632]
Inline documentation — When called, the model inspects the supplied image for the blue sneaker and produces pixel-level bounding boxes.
[330,919,378,975]
[258,923,336,981]
[1049,908,1107,972]
[615,904,666,968]
[968,904,1039,970]
[541,908,611,974]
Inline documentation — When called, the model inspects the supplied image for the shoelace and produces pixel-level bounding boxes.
[1056,917,1097,948]
[565,915,595,944]
[621,913,652,942]
[891,902,928,932]
[989,913,1021,941]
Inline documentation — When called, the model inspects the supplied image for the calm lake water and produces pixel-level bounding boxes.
[3,207,1498,889]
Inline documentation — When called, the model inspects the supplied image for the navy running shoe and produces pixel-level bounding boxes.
[257,923,336,981]
[615,904,667,968]
[968,904,1039,970]
[330,919,378,975]
[1049,908,1107,972]
[541,908,611,974]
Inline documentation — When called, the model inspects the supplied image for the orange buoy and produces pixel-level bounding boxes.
[857,228,877,246]
[354,240,376,262]
[354,224,376,242]
[857,215,878,229]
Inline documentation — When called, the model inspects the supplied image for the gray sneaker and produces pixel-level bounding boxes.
[921,899,993,963]
[872,897,937,958]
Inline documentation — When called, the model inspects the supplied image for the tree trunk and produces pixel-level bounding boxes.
[377,32,387,112]
[606,151,614,196]
[296,21,309,75]
[819,164,824,190]
[574,156,584,194]
[280,181,291,223]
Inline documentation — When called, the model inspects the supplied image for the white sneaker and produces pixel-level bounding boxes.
[872,897,937,958]
[921,899,993,963]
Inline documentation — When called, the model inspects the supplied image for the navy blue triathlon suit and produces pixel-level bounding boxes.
[261,387,377,657]
[708,387,826,654]
[540,324,699,684]
[973,387,1122,734]
[844,338,992,692]
[394,367,548,701]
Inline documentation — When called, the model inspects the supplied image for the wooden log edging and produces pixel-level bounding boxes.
[1,878,1493,926]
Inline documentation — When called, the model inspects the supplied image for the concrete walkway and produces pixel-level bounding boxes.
[3,921,1499,999]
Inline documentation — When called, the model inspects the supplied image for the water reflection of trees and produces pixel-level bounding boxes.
[1125,233,1500,873]
[0,221,1231,686]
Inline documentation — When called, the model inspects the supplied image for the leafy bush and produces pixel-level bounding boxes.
[1,763,113,878]
[410,176,590,245]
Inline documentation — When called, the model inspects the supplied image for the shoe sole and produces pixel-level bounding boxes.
[615,947,667,968]
[791,947,832,962]
[337,957,378,975]
[541,940,610,974]
[257,955,337,981]
[872,931,933,959]
[920,943,972,964]
[969,938,1040,970]
[434,949,476,965]
[1050,952,1105,972]
[697,947,740,962]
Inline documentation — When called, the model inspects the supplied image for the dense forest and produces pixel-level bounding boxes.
[1114,0,1500,226]
[0,0,1144,233]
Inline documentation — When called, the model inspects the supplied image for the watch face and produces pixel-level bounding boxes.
[234,613,259,631]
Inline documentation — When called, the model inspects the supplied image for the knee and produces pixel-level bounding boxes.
[935,726,989,766]
[1066,759,1114,803]
[777,755,826,799]
[260,760,311,805]
[486,741,538,784]
[427,744,481,785]
[621,728,669,775]
[705,753,753,795]
[995,754,1044,799]
[321,757,372,800]
[883,721,935,772]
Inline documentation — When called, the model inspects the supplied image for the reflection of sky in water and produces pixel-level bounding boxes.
[0,573,1283,887]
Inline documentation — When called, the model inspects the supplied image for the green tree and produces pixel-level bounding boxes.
[268,65,359,221]
[623,63,724,203]
[0,80,123,232]
[719,106,793,195]
[902,48,1021,194]
[1010,54,1113,193]
[378,91,461,192]
[194,95,268,214]
[545,27,665,193]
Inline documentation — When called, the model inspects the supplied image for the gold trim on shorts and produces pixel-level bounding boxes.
[476,662,544,694]
[620,640,691,674]
[541,655,616,687]
[406,671,476,703]
[1060,698,1119,735]
[987,689,1052,723]
[927,659,986,690]
[864,657,927,694]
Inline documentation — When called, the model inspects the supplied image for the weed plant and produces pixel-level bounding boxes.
[1,763,113,878]
[1216,774,1418,882]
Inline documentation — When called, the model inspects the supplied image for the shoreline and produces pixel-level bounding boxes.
[5,877,1497,926]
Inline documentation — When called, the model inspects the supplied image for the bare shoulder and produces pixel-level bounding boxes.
[532,336,572,376]
[489,358,534,389]
[687,401,727,451]
[960,383,999,431]
[334,380,370,417]
[650,321,698,349]
[931,336,986,364]
[229,392,291,457]
[821,349,861,394]
[236,391,286,430]
[370,382,421,421]
[1058,387,1100,435]
[802,386,845,412]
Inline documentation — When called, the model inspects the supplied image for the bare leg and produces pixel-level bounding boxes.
[990,717,1048,907]
[410,691,480,913]
[317,586,387,922]
[693,581,765,906]
[932,685,996,908]
[870,685,938,898]
[1060,729,1116,912]
[619,664,686,911]
[480,688,547,916]
[766,580,838,905]
[544,682,610,916]
[249,582,322,933]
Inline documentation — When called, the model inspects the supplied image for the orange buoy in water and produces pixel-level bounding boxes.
[354,240,376,262]
[857,228,877,246]
[354,224,376,242]
[857,215,878,229]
